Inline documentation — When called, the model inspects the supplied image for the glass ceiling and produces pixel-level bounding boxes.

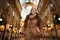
[19,0,39,19]
[20,0,39,7]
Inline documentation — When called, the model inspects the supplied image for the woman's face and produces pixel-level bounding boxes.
[31,8,37,15]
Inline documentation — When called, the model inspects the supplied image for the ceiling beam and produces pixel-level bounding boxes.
[38,0,50,17]
[8,0,21,21]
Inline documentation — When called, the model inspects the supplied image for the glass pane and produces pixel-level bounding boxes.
[20,0,39,19]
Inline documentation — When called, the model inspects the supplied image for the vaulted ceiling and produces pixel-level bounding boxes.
[0,0,60,24]
[0,0,22,24]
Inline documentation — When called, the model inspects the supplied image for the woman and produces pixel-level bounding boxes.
[24,8,42,40]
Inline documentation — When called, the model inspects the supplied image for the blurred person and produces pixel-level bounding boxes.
[23,7,42,40]
[4,22,11,40]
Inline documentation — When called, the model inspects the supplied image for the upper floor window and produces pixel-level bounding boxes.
[49,2,54,11]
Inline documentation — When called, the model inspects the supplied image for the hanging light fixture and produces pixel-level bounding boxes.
[58,18,60,24]
[58,18,60,21]
[0,18,2,21]
[10,24,13,28]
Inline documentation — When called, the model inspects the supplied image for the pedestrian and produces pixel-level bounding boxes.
[24,7,42,40]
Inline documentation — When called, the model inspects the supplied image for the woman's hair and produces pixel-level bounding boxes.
[30,7,38,14]
[24,13,42,30]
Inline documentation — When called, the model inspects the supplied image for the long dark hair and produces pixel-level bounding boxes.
[24,13,42,30]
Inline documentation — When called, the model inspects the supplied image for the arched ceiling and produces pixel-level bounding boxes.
[0,0,22,23]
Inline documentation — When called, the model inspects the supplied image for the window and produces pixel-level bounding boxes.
[49,2,54,11]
